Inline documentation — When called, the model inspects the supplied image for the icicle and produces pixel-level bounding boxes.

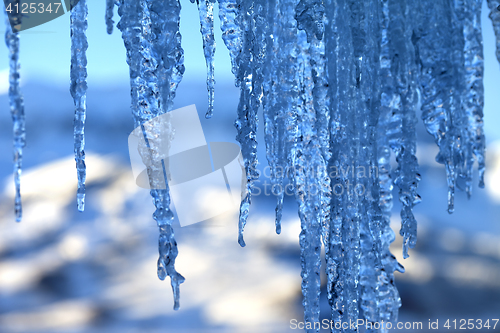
[487,0,500,63]
[349,1,386,330]
[410,0,484,214]
[376,147,404,325]
[277,0,302,237]
[262,0,280,233]
[261,0,299,234]
[330,1,368,329]
[381,0,420,259]
[70,0,88,213]
[117,0,185,310]
[449,0,472,210]
[5,1,25,222]
[105,0,116,34]
[465,0,485,190]
[324,0,347,327]
[374,0,408,324]
[149,0,185,309]
[323,0,338,323]
[194,0,216,118]
[232,0,266,247]
[324,0,364,329]
[298,3,331,331]
[3,0,494,324]
[412,0,458,214]
[217,0,243,80]
[292,30,330,332]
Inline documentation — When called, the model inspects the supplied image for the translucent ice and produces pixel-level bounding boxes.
[70,0,88,212]
[6,0,492,324]
[5,1,25,222]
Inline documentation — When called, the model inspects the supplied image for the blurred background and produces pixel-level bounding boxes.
[0,1,500,332]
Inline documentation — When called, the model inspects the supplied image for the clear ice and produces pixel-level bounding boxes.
[5,0,495,328]
[5,1,25,222]
[194,0,216,118]
[70,0,88,212]
[106,0,116,35]
[117,0,185,310]
[210,0,487,330]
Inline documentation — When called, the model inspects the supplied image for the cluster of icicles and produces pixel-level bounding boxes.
[5,0,500,331]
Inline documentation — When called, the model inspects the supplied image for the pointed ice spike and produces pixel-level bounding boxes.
[325,0,368,328]
[449,0,471,212]
[374,0,406,323]
[195,0,216,118]
[302,15,331,331]
[357,0,385,328]
[232,0,268,247]
[105,0,115,34]
[117,0,185,310]
[217,0,242,79]
[461,0,486,191]
[336,1,367,328]
[376,146,404,323]
[70,0,88,212]
[466,0,485,189]
[261,0,281,234]
[343,0,389,328]
[262,0,303,234]
[411,0,467,214]
[5,2,25,222]
[264,0,307,236]
[144,0,187,305]
[154,188,185,311]
[380,0,420,259]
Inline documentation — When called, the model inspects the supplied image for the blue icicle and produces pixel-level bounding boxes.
[5,1,25,222]
[105,0,116,34]
[195,0,216,118]
[70,0,88,212]
[117,0,185,310]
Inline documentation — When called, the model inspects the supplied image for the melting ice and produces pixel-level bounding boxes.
[5,0,497,331]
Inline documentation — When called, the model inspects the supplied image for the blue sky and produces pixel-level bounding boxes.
[0,0,499,141]
[0,0,234,85]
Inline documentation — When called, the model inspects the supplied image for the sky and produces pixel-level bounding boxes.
[0,0,499,141]
[0,0,234,86]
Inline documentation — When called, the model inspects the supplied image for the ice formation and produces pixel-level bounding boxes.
[4,0,25,222]
[70,0,88,212]
[116,0,185,310]
[5,0,496,331]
